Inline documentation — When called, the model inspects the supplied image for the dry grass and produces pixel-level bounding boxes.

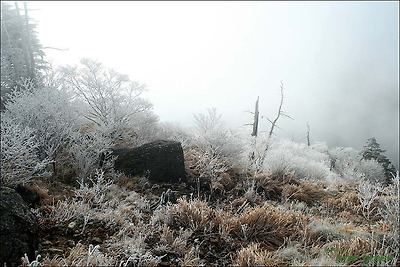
[322,237,376,265]
[217,172,236,191]
[324,191,362,216]
[178,245,203,266]
[306,255,346,266]
[308,219,371,246]
[167,197,215,231]
[232,243,284,266]
[282,180,328,205]
[323,184,385,223]
[230,203,306,249]
[19,161,398,266]
[253,173,285,201]
[35,243,115,266]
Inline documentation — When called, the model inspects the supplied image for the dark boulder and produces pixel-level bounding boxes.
[0,186,38,267]
[15,184,40,208]
[113,140,187,183]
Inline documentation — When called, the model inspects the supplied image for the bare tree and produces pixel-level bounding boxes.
[252,96,260,137]
[245,96,260,137]
[264,81,292,138]
[251,81,292,173]
[306,122,311,146]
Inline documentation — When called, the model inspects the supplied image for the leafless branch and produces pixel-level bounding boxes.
[268,81,286,138]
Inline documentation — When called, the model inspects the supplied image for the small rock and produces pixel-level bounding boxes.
[68,222,76,229]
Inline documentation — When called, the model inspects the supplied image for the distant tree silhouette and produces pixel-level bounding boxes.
[361,137,397,185]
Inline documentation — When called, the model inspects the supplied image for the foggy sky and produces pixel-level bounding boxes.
[24,1,399,167]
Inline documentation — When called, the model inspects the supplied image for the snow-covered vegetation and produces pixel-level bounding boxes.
[1,2,398,266]
[4,91,398,265]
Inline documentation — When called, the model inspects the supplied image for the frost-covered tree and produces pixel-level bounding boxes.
[0,115,51,185]
[362,137,385,160]
[59,58,153,138]
[329,146,386,184]
[193,107,244,163]
[361,137,397,185]
[156,121,193,148]
[1,2,47,109]
[194,107,225,153]
[3,79,77,175]
[125,110,160,146]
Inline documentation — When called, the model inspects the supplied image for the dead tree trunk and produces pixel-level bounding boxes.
[251,96,259,137]
[268,81,285,138]
[259,81,292,170]
[306,123,311,146]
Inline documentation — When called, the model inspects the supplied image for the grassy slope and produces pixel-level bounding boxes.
[20,148,399,267]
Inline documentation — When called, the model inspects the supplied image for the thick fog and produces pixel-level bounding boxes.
[27,1,399,167]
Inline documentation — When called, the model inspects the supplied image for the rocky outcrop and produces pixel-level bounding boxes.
[113,140,187,183]
[0,186,38,267]
[15,184,40,208]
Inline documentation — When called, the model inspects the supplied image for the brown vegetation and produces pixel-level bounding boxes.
[15,165,399,266]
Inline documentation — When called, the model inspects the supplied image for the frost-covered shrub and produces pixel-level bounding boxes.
[47,169,151,230]
[329,147,361,180]
[357,159,386,184]
[68,127,114,179]
[156,121,194,149]
[329,147,386,184]
[185,148,229,197]
[4,80,77,175]
[107,224,161,267]
[240,131,270,173]
[261,138,335,182]
[193,107,245,164]
[104,110,163,148]
[48,170,114,224]
[74,170,115,208]
[0,115,51,185]
[310,141,330,154]
[357,179,382,222]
